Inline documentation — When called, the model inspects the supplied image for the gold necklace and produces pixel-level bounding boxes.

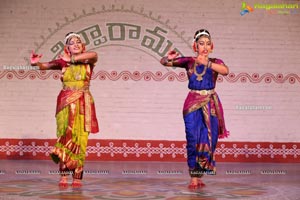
[193,60,207,81]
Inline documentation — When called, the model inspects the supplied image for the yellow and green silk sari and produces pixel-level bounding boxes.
[49,59,99,179]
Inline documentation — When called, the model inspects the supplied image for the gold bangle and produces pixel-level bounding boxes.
[167,58,174,66]
[162,57,167,64]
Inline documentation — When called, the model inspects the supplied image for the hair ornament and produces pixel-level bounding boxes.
[64,33,81,44]
[193,30,210,42]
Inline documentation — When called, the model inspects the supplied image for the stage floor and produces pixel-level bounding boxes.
[0,160,299,200]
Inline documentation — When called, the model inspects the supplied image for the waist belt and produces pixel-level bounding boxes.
[191,89,215,95]
[62,85,89,91]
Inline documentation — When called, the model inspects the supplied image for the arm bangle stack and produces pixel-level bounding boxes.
[162,57,174,65]
[162,57,168,64]
[167,58,174,65]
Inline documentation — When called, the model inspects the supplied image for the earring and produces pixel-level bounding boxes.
[194,47,198,55]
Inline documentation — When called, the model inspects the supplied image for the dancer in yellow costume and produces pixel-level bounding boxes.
[30,32,99,188]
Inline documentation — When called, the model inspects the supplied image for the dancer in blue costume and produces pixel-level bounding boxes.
[160,29,229,189]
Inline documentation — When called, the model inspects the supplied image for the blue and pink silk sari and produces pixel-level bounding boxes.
[172,57,229,176]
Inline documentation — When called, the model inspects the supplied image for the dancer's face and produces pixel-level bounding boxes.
[67,37,83,55]
[196,37,212,56]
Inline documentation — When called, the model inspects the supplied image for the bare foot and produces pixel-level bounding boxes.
[197,178,206,187]
[58,176,68,188]
[71,178,82,188]
[188,177,198,189]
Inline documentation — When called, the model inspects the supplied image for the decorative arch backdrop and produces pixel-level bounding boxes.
[0,0,299,162]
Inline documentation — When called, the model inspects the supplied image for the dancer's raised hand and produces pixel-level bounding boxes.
[30,50,42,66]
